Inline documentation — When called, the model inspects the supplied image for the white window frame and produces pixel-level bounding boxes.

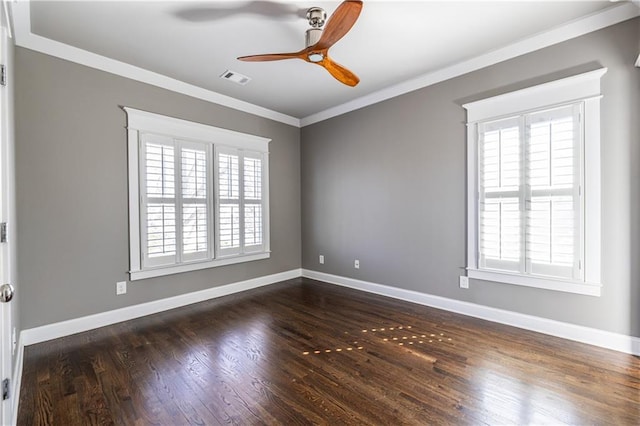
[463,68,605,296]
[125,107,271,280]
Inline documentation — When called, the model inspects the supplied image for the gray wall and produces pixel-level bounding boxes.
[15,48,301,329]
[302,18,640,337]
[14,17,640,338]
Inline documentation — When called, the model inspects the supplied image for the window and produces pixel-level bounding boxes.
[463,69,605,296]
[215,147,267,256]
[125,108,270,280]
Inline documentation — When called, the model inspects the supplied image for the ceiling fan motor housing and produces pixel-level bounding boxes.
[306,28,322,47]
[305,7,326,62]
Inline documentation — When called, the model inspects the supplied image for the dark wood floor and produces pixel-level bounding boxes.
[18,278,640,425]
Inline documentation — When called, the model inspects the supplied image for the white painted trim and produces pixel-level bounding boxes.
[301,269,640,356]
[124,107,271,152]
[21,269,301,346]
[635,54,640,68]
[261,153,271,254]
[127,127,141,274]
[2,1,13,40]
[10,332,23,426]
[466,123,478,272]
[300,3,638,126]
[467,269,601,296]
[130,252,271,281]
[583,97,602,285]
[462,68,607,122]
[9,2,300,128]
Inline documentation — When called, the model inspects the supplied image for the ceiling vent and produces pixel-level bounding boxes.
[220,70,251,85]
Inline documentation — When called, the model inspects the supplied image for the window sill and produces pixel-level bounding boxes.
[130,252,271,281]
[467,269,601,297]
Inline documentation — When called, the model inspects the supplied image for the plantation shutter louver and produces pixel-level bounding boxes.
[142,134,177,267]
[525,105,581,279]
[142,136,214,267]
[180,142,209,261]
[217,151,241,255]
[478,117,522,272]
[216,147,265,256]
[243,154,263,251]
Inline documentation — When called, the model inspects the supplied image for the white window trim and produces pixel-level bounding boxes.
[463,68,605,296]
[124,107,271,281]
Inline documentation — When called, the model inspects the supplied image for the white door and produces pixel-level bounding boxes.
[0,5,15,424]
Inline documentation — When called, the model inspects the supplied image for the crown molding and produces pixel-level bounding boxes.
[9,1,638,128]
[9,1,301,128]
[626,1,639,66]
[300,2,640,126]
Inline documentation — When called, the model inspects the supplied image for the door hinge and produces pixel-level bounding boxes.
[0,222,7,243]
[0,65,6,87]
[2,378,9,400]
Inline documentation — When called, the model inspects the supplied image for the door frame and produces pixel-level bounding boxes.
[0,1,17,424]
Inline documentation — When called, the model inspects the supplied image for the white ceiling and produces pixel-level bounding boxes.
[11,1,640,125]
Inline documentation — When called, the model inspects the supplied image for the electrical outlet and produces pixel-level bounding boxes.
[459,276,469,289]
[319,254,325,264]
[116,281,127,295]
[354,259,360,269]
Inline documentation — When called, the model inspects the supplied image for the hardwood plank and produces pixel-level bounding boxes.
[17,278,640,425]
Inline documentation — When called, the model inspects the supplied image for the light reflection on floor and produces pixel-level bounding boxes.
[476,366,580,424]
[301,324,452,358]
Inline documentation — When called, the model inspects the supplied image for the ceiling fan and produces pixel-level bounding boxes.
[237,0,363,87]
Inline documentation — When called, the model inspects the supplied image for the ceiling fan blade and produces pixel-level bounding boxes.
[318,56,360,87]
[238,51,305,62]
[315,0,363,50]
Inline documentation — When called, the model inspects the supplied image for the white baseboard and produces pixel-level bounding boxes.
[10,332,24,426]
[302,269,640,356]
[21,269,302,346]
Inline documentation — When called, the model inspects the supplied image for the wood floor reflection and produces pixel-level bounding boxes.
[18,278,640,425]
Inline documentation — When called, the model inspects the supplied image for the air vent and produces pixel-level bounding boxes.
[220,70,251,85]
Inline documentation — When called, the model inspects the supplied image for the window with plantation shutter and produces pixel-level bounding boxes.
[140,137,212,267]
[243,155,264,250]
[477,105,581,280]
[180,143,209,261]
[215,147,267,257]
[125,107,270,281]
[217,151,240,253]
[142,136,176,267]
[478,118,521,273]
[525,106,581,280]
[464,69,604,296]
